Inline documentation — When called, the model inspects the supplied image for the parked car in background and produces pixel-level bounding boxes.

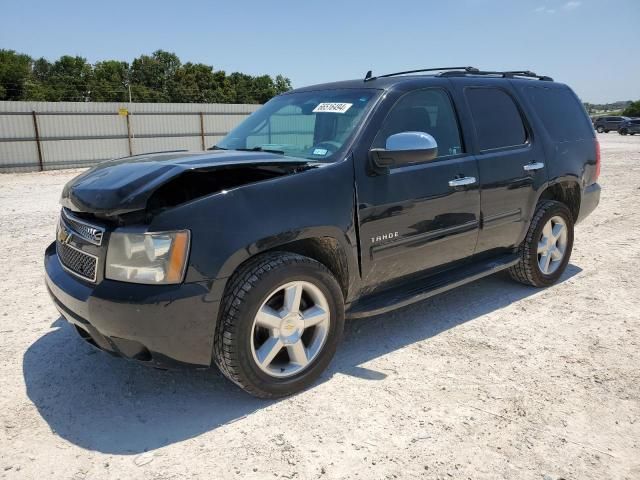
[618,118,640,135]
[594,116,630,133]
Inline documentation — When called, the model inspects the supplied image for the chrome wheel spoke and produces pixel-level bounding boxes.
[551,223,564,241]
[283,283,303,314]
[255,305,282,331]
[550,246,564,261]
[537,239,547,254]
[540,253,552,274]
[302,305,329,328]
[287,340,308,367]
[256,337,283,368]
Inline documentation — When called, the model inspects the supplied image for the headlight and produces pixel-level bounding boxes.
[105,230,190,284]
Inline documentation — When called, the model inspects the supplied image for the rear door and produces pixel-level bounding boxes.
[450,81,547,254]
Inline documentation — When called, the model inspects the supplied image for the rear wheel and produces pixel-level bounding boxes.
[213,252,344,398]
[620,128,628,135]
[596,126,605,133]
[509,200,574,287]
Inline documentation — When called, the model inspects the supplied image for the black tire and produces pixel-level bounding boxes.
[620,129,628,136]
[213,252,344,398]
[596,126,605,133]
[604,129,610,133]
[509,200,574,287]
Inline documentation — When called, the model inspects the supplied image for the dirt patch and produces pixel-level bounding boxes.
[1,135,639,479]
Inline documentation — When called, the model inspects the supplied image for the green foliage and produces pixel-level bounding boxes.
[622,101,640,117]
[0,49,292,103]
[583,100,632,115]
[0,49,32,100]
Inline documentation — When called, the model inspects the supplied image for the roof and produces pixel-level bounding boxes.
[289,68,559,94]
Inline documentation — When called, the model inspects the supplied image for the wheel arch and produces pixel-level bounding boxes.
[214,227,356,303]
[535,179,581,223]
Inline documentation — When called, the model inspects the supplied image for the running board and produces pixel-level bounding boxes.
[346,254,519,319]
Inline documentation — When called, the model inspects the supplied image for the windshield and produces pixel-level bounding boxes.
[215,89,379,161]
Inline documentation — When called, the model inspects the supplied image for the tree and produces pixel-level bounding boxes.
[0,48,292,104]
[91,60,130,102]
[45,56,94,101]
[274,75,292,95]
[622,101,640,117]
[130,50,181,101]
[0,49,32,100]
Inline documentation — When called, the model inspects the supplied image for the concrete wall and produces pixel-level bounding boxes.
[0,101,261,172]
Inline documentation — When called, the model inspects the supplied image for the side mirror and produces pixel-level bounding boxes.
[369,132,438,175]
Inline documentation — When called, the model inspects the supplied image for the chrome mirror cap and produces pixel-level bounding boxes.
[386,131,438,153]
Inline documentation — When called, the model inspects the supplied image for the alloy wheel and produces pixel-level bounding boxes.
[250,281,330,378]
[537,216,568,275]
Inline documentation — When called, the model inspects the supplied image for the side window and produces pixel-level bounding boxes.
[465,87,527,150]
[373,89,463,157]
[526,86,594,142]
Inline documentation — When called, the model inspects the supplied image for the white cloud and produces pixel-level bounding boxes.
[564,1,582,10]
[535,1,580,14]
[535,6,556,14]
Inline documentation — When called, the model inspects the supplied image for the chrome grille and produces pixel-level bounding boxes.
[57,242,98,282]
[61,208,104,246]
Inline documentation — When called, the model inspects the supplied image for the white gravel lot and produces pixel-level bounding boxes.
[0,134,639,480]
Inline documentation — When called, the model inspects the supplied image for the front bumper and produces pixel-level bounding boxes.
[44,242,220,368]
[576,182,601,224]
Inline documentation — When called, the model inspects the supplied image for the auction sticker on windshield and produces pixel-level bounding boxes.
[313,103,353,114]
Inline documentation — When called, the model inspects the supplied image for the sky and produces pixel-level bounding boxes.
[1,0,639,103]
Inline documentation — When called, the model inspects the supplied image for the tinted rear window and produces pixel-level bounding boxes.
[526,87,593,142]
[465,88,527,151]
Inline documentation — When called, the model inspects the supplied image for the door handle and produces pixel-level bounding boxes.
[523,162,545,172]
[448,176,477,187]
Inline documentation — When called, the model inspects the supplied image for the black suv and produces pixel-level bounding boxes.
[618,118,640,135]
[594,115,629,133]
[45,67,601,398]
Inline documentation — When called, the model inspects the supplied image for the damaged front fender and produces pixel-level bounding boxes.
[147,156,360,293]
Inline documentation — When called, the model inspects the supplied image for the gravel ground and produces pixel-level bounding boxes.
[0,134,639,480]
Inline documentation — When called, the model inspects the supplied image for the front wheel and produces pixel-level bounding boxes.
[213,252,344,398]
[596,126,605,133]
[620,128,628,136]
[509,200,574,287]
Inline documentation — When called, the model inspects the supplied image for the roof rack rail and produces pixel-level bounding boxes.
[364,66,478,82]
[438,69,553,81]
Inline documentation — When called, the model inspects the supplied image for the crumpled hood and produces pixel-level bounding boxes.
[60,150,312,216]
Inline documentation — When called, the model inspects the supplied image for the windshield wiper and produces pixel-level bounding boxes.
[235,146,285,155]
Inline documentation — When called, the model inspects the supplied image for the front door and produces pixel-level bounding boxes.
[355,87,481,291]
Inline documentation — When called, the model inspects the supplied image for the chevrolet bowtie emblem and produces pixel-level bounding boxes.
[57,223,74,245]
